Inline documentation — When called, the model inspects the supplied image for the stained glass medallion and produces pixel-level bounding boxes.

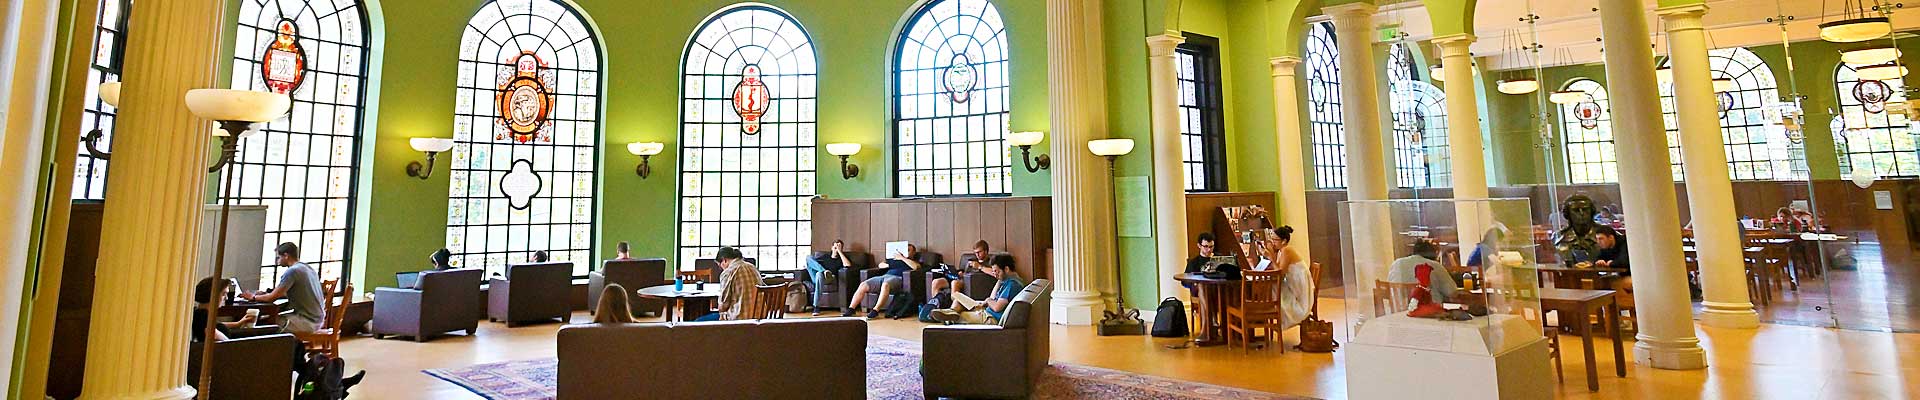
[732,64,771,135]
[944,53,976,103]
[497,52,554,143]
[260,19,307,94]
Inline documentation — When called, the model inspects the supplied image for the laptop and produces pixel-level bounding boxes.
[395,271,422,289]
[1202,256,1237,273]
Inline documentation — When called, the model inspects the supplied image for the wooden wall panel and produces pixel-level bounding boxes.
[813,197,1053,281]
[1183,192,1278,263]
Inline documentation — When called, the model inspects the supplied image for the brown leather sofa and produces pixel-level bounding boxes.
[187,333,299,400]
[488,262,572,326]
[921,279,1052,399]
[556,318,868,399]
[588,258,667,317]
[373,268,481,341]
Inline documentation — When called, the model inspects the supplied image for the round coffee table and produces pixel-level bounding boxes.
[636,284,722,321]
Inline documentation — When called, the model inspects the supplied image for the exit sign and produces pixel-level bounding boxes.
[1377,25,1403,42]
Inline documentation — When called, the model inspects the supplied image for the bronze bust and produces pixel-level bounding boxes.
[1553,195,1604,265]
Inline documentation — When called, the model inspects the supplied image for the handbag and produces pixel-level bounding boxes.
[1295,263,1338,353]
[1150,297,1189,337]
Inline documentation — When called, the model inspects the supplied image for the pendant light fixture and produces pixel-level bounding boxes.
[1822,0,1893,43]
[1499,78,1540,95]
[1841,46,1902,66]
[1859,62,1909,80]
[1549,89,1589,104]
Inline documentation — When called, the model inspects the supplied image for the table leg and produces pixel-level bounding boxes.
[665,299,680,322]
[1194,285,1220,346]
[1608,302,1625,377]
[1580,306,1598,392]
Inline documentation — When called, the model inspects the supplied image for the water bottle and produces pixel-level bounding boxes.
[299,382,315,395]
[674,277,684,292]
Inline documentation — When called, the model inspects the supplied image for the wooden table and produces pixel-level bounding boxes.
[1539,287,1625,392]
[1173,273,1237,347]
[218,300,281,326]
[637,284,721,322]
[1531,264,1631,289]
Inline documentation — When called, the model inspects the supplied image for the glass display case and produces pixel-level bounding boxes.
[1339,198,1543,356]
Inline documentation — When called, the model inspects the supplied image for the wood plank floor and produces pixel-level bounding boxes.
[340,299,1920,399]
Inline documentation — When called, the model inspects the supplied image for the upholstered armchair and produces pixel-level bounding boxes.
[487,262,572,326]
[858,251,941,310]
[929,251,1010,300]
[802,251,870,313]
[589,258,667,318]
[373,268,481,341]
[921,279,1052,399]
[187,333,299,400]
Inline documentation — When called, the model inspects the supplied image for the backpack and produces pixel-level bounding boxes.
[918,291,953,323]
[1150,297,1189,337]
[786,283,811,313]
[295,353,345,400]
[884,293,916,318]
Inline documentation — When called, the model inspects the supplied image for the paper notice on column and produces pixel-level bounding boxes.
[1116,176,1151,237]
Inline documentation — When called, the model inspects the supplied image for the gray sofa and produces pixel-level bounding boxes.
[557,318,867,399]
[373,268,481,341]
[922,279,1052,399]
[187,333,299,400]
[488,262,572,326]
[588,258,667,317]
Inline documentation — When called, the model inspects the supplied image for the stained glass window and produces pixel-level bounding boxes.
[1834,64,1919,178]
[72,0,129,201]
[1559,79,1618,184]
[1304,22,1345,189]
[1389,80,1449,188]
[228,0,369,289]
[1658,48,1790,181]
[893,0,1011,197]
[1176,35,1227,192]
[677,5,816,272]
[447,0,602,277]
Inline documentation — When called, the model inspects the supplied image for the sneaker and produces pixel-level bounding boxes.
[840,307,857,317]
[866,309,881,319]
[930,309,962,324]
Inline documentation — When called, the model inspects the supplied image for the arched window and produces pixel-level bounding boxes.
[447,0,603,277]
[1176,34,1227,192]
[72,0,129,201]
[1390,80,1448,188]
[1834,64,1918,178]
[1657,48,1789,181]
[228,0,371,288]
[893,0,1010,197]
[1559,79,1617,184]
[677,5,816,272]
[1304,22,1344,189]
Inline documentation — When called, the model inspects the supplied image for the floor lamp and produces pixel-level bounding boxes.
[1088,138,1143,335]
[183,88,293,399]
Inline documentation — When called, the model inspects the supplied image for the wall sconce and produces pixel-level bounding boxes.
[826,142,861,179]
[183,87,290,395]
[628,142,664,178]
[1086,138,1136,171]
[1007,131,1050,172]
[406,137,455,179]
[81,82,123,159]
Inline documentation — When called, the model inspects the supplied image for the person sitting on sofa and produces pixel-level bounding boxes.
[613,241,635,261]
[192,277,257,342]
[592,284,638,324]
[805,240,855,287]
[842,243,923,319]
[929,254,1024,325]
[240,243,324,334]
[695,247,762,321]
[530,250,551,263]
[932,240,988,295]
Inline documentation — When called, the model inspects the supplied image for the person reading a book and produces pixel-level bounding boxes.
[929,254,1024,325]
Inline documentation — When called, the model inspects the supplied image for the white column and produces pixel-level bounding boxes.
[1147,33,1192,304]
[1596,0,1708,370]
[1434,34,1490,251]
[79,1,228,398]
[1269,57,1311,264]
[0,0,62,395]
[1047,0,1113,325]
[1660,4,1759,329]
[1325,3,1388,201]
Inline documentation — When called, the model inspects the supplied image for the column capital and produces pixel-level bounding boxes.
[1322,3,1378,21]
[1270,56,1301,77]
[1655,4,1708,28]
[1146,34,1185,57]
[1431,33,1476,54]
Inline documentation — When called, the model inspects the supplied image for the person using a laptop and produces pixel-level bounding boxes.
[1181,232,1224,297]
[929,254,1023,325]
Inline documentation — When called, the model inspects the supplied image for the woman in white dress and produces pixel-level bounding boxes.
[1255,226,1315,330]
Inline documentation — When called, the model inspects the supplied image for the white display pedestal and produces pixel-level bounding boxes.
[1345,314,1554,400]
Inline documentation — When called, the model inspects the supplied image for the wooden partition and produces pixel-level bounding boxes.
[811,196,1053,281]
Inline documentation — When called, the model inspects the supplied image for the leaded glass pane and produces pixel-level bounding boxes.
[72,0,130,201]
[1305,22,1345,189]
[1560,79,1618,184]
[1835,64,1918,178]
[894,0,1011,197]
[1657,48,1792,181]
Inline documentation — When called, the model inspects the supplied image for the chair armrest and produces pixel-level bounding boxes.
[858,267,888,282]
[374,287,424,328]
[226,325,282,338]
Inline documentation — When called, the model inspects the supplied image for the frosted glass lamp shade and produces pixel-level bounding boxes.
[99,82,122,107]
[184,89,290,123]
[1497,78,1539,95]
[1548,90,1589,105]
[1429,65,1444,82]
[1820,17,1892,43]
[1086,138,1135,157]
[627,142,665,156]
[1858,63,1909,81]
[410,138,455,153]
[826,142,862,156]
[1841,46,1901,66]
[1007,131,1046,147]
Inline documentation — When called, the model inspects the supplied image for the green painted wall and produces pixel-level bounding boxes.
[1107,0,1161,311]
[345,0,1050,293]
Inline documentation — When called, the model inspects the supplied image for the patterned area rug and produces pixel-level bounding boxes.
[424,335,1313,400]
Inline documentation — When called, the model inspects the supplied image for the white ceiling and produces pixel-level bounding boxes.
[1341,0,1920,71]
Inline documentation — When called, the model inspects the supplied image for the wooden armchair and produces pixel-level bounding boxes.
[293,280,351,358]
[1226,269,1285,353]
[741,282,793,320]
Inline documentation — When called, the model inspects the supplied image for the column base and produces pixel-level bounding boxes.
[1698,301,1760,329]
[1633,334,1708,370]
[81,385,197,400]
[1051,290,1105,326]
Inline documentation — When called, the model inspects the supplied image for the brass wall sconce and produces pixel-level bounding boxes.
[1008,131,1050,172]
[628,142,664,178]
[826,143,861,179]
[406,138,455,179]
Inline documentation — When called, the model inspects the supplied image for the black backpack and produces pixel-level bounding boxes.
[295,353,345,400]
[1151,297,1189,337]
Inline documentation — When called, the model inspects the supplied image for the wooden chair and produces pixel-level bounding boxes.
[743,282,792,320]
[1543,309,1564,383]
[1373,280,1417,316]
[1226,269,1285,353]
[293,279,351,358]
[677,269,714,283]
